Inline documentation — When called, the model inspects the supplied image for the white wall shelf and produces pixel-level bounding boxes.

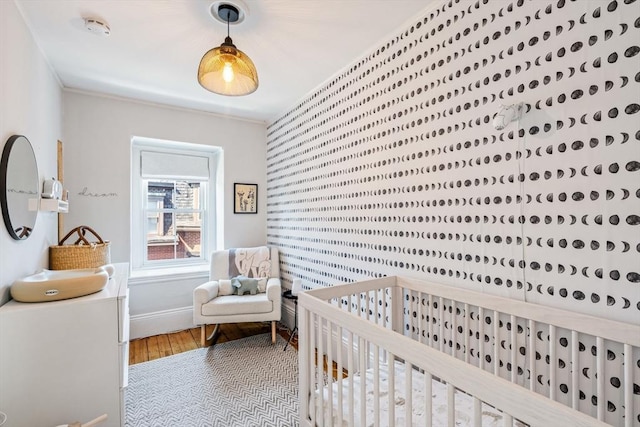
[28,198,69,213]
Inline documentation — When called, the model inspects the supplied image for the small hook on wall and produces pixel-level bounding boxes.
[493,103,524,130]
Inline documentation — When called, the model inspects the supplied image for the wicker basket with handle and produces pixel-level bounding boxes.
[49,226,111,270]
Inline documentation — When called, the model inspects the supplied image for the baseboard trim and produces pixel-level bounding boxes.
[130,306,194,340]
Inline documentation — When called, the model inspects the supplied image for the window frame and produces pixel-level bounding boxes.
[131,137,222,272]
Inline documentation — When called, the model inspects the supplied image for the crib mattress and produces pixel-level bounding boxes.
[315,360,525,427]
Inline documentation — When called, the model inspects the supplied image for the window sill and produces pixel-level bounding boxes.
[129,264,209,286]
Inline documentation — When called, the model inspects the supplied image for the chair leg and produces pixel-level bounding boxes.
[200,325,207,347]
[271,321,276,344]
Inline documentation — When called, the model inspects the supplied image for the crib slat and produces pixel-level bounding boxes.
[452,300,457,358]
[374,289,379,326]
[493,311,499,376]
[359,336,366,426]
[299,306,310,424]
[382,289,387,329]
[472,397,481,427]
[406,362,413,427]
[624,343,632,427]
[327,320,334,425]
[388,353,395,426]
[418,292,424,345]
[571,330,579,410]
[550,325,556,401]
[337,325,344,425]
[425,371,432,427]
[510,314,516,383]
[439,296,444,352]
[348,330,354,427]
[309,312,317,426]
[374,344,380,427]
[596,336,604,421]
[428,294,434,348]
[528,319,535,392]
[479,307,485,370]
[317,315,324,427]
[408,290,414,340]
[447,383,455,427]
[464,303,470,364]
[392,286,403,334]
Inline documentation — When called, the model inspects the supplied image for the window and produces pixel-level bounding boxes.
[131,137,222,271]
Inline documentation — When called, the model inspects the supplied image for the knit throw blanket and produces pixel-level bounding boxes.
[229,247,271,278]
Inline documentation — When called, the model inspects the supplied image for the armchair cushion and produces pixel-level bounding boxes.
[257,278,267,293]
[219,279,234,296]
[202,294,273,316]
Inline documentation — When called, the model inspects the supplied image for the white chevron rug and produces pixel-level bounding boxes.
[125,334,298,427]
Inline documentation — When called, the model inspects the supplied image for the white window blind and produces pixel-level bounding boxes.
[141,150,209,180]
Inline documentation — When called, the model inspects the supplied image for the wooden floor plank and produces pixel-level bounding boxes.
[168,331,186,354]
[146,335,161,361]
[156,334,173,358]
[129,337,148,364]
[177,329,198,352]
[188,327,200,343]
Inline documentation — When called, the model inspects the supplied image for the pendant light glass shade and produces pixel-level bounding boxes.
[198,36,258,96]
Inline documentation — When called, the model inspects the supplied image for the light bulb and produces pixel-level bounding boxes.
[222,62,234,83]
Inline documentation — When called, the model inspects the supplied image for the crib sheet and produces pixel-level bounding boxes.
[315,360,526,427]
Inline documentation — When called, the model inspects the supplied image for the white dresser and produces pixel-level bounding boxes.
[0,263,129,427]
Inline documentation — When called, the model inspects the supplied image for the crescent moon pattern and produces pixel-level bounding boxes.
[266,0,638,420]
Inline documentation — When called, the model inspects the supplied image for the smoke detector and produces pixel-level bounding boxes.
[84,18,110,36]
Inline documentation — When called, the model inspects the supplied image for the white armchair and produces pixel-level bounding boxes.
[193,246,281,346]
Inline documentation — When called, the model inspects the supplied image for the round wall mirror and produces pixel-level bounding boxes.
[1,135,39,240]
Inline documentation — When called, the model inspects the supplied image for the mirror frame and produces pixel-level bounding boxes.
[1,135,39,240]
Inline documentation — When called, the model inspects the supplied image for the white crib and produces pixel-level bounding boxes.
[297,276,639,427]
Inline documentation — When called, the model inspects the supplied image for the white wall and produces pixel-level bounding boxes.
[0,1,62,305]
[62,91,267,336]
[62,91,267,260]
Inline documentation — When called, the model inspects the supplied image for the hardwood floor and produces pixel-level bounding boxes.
[129,322,297,365]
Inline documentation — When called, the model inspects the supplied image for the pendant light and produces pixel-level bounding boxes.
[197,4,258,96]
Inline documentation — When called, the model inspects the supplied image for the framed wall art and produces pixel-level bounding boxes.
[233,183,257,214]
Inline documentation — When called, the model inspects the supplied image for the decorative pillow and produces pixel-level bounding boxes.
[257,278,267,293]
[218,279,234,296]
[231,275,259,296]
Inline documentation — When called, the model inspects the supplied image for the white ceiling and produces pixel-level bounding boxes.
[16,0,434,123]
